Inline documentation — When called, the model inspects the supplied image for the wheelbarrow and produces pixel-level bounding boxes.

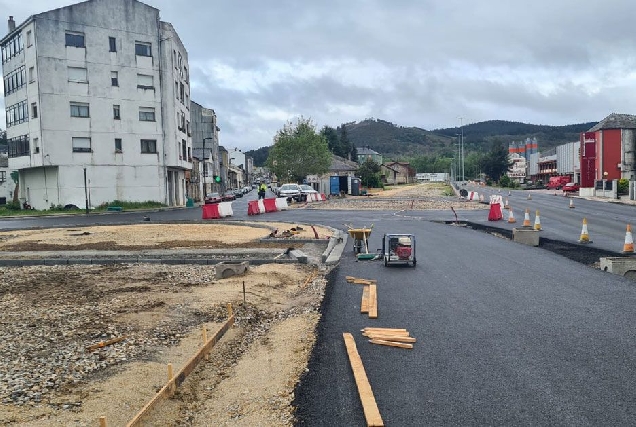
[346,224,374,258]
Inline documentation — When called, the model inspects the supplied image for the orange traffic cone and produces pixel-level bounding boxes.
[522,208,531,227]
[578,218,591,244]
[569,198,575,209]
[623,224,634,253]
[534,210,542,231]
[508,208,517,223]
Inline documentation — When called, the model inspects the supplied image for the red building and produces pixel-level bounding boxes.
[582,113,636,188]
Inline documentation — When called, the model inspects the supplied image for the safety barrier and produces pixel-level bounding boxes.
[202,202,233,219]
[467,191,479,201]
[306,193,327,203]
[247,198,287,216]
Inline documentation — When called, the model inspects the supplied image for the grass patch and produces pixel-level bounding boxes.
[95,200,167,211]
[0,200,167,216]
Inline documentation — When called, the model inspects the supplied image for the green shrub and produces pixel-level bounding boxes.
[618,178,629,195]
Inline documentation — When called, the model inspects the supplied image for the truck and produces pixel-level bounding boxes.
[547,176,571,190]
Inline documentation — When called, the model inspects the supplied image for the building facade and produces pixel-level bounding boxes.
[190,101,220,197]
[1,0,191,210]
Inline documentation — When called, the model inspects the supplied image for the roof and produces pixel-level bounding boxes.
[357,147,380,155]
[588,113,636,131]
[330,155,358,172]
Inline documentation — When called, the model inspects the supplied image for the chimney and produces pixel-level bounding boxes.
[8,16,15,33]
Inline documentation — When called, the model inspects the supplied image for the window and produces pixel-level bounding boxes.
[68,66,87,83]
[186,120,190,136]
[179,82,184,102]
[26,31,32,47]
[28,66,34,83]
[72,137,91,153]
[3,66,26,95]
[109,37,116,52]
[137,73,153,89]
[139,107,155,121]
[33,137,39,154]
[135,42,151,57]
[65,32,85,48]
[182,140,187,160]
[113,105,120,120]
[31,102,37,119]
[111,71,118,86]
[141,139,157,153]
[175,81,179,99]
[70,102,89,118]
[8,135,29,158]
[115,138,122,152]
[5,100,29,127]
[1,33,23,64]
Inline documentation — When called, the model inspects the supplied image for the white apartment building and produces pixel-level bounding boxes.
[1,0,191,210]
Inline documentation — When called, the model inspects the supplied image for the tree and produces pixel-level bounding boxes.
[266,117,332,183]
[338,125,357,161]
[356,158,382,188]
[320,126,343,156]
[482,140,512,182]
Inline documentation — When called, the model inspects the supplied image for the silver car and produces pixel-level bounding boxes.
[278,183,302,202]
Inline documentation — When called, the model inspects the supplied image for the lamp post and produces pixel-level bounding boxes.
[202,137,214,194]
[458,117,465,182]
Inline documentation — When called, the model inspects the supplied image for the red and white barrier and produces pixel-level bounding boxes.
[275,197,289,210]
[202,202,233,219]
[467,191,479,201]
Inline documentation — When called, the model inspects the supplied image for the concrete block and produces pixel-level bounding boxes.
[600,257,636,279]
[43,259,69,266]
[289,249,308,264]
[0,259,45,267]
[67,259,93,265]
[215,261,249,279]
[513,228,540,247]
[322,236,338,263]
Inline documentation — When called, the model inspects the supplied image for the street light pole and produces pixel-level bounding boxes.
[458,117,465,182]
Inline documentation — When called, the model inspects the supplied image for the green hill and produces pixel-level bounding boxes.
[345,119,596,160]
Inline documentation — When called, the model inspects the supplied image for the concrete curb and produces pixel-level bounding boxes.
[0,258,300,267]
[326,231,348,266]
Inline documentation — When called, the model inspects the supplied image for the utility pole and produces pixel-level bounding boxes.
[458,117,465,182]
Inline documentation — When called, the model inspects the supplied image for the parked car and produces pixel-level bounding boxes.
[299,184,319,201]
[233,188,244,198]
[204,192,222,204]
[278,183,302,202]
[222,191,236,201]
[562,182,580,193]
[242,186,251,194]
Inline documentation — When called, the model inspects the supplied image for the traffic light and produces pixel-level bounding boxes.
[213,175,221,183]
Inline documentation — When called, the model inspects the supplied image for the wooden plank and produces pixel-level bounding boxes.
[361,328,409,335]
[361,285,370,313]
[343,333,385,427]
[126,314,235,427]
[364,334,416,343]
[86,336,127,352]
[368,285,378,319]
[369,339,414,349]
[346,276,356,283]
[353,279,378,285]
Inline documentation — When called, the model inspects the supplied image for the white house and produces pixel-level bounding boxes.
[1,0,191,210]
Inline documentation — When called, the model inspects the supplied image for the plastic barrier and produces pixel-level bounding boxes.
[263,197,277,213]
[307,193,316,202]
[202,203,221,219]
[468,191,479,201]
[248,200,260,215]
[275,197,289,211]
[320,193,327,201]
[258,199,265,213]
[218,202,233,217]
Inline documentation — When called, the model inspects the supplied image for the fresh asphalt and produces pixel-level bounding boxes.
[2,190,636,425]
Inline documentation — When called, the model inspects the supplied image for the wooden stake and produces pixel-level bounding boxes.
[369,339,413,349]
[361,285,370,313]
[227,303,233,318]
[202,326,209,360]
[99,416,107,427]
[342,333,385,426]
[368,285,378,319]
[167,364,174,394]
[242,281,246,305]
[85,336,127,352]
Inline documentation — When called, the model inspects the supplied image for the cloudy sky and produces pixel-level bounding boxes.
[2,0,636,150]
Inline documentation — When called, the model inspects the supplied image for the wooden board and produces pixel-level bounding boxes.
[363,334,416,343]
[368,285,378,319]
[361,285,370,313]
[361,328,409,335]
[369,339,413,349]
[343,333,385,427]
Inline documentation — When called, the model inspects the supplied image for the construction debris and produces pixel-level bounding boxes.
[361,327,415,350]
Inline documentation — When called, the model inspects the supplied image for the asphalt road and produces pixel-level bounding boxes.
[2,191,636,425]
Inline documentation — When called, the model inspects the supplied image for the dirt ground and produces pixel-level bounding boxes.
[0,183,477,426]
[0,222,328,427]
